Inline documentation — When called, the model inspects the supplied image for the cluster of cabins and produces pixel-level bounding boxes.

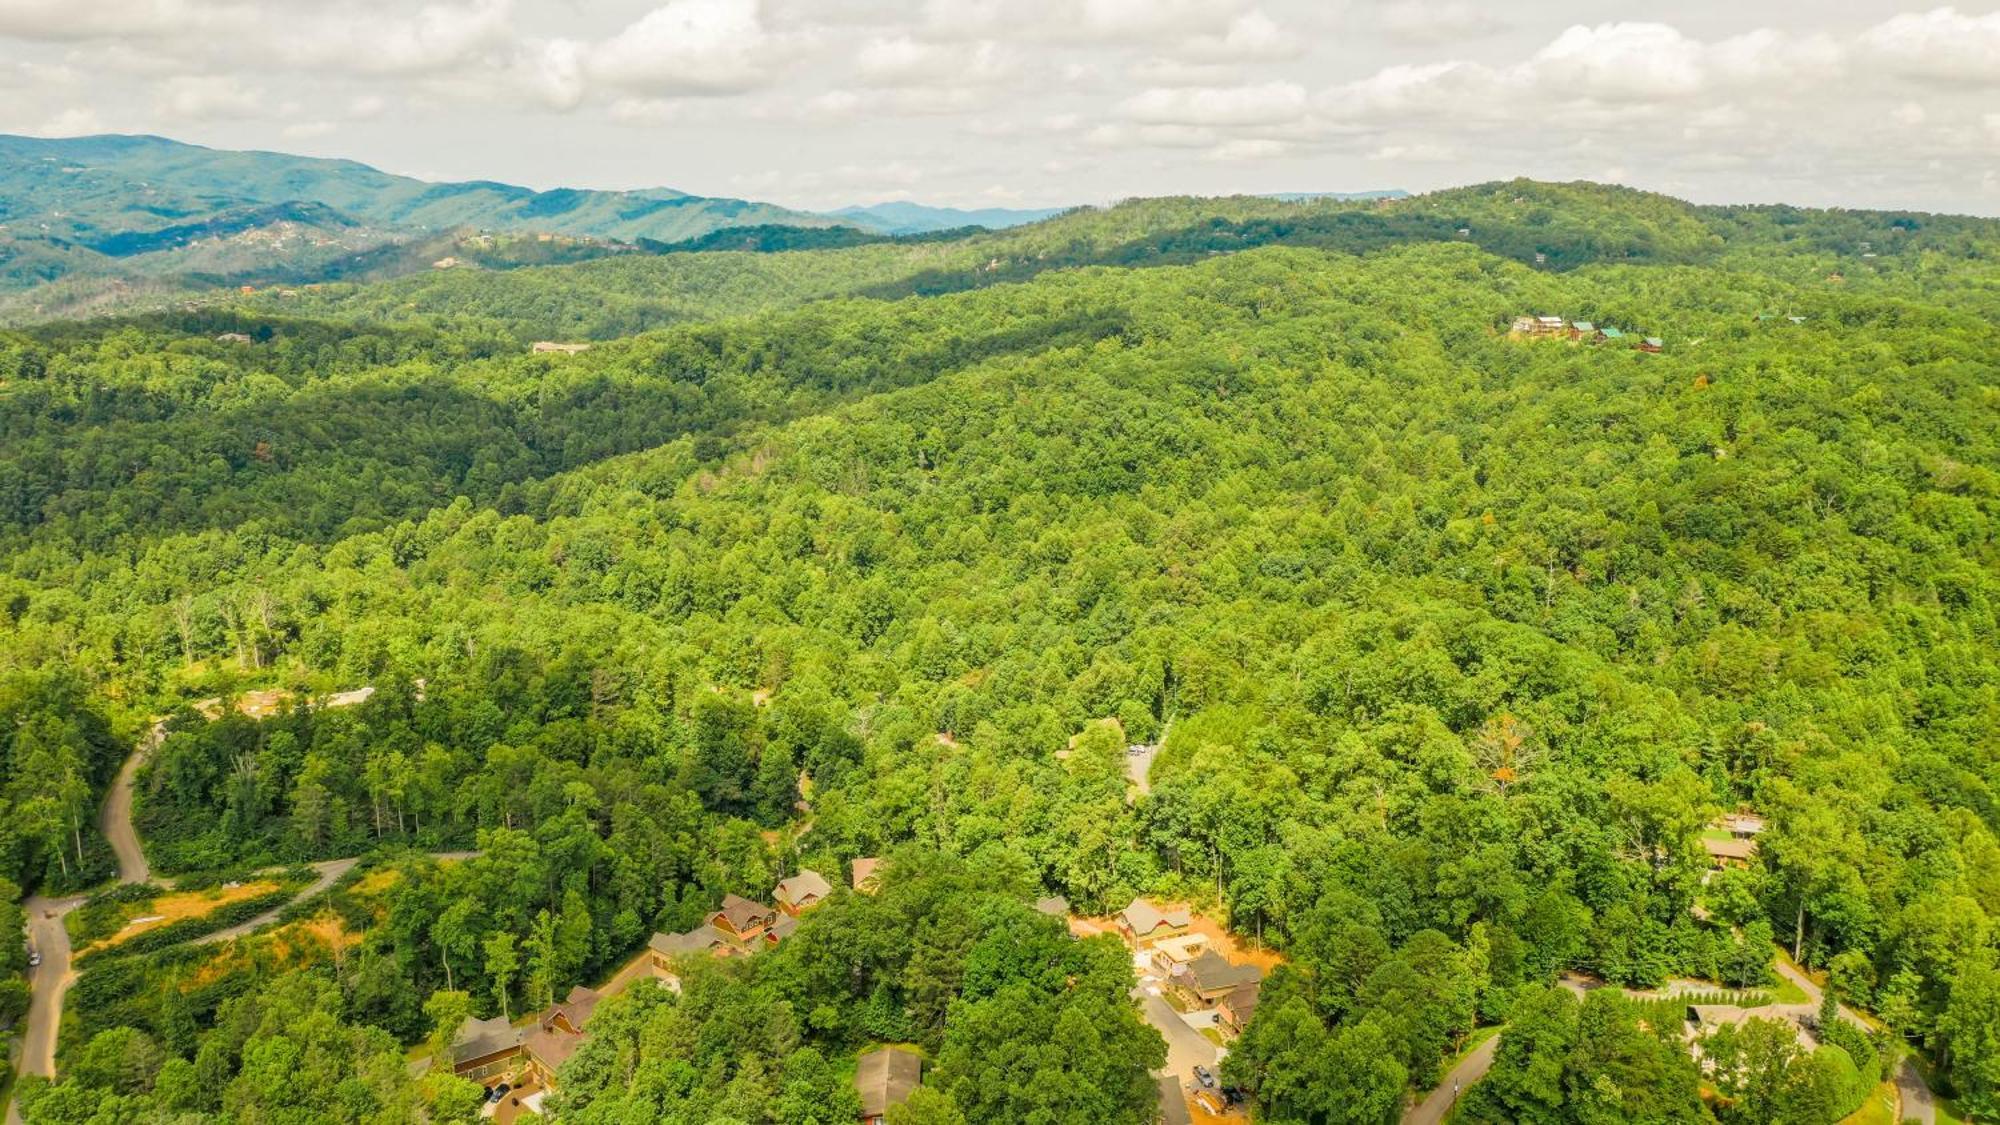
[1510,314,1662,352]
[1117,899,1264,1035]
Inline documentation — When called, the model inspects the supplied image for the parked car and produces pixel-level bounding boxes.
[1193,1066,1216,1089]
[28,950,42,967]
[487,1083,511,1103]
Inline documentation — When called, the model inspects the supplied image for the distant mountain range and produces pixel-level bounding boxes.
[0,132,1413,319]
[832,201,1069,235]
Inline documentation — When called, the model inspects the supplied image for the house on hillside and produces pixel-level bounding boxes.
[517,985,601,1087]
[1169,950,1264,1009]
[445,1013,525,1084]
[766,912,800,947]
[1218,981,1261,1033]
[1116,899,1193,949]
[1510,316,1538,334]
[1640,337,1665,353]
[1720,812,1765,838]
[775,870,832,915]
[852,858,884,894]
[1600,326,1626,342]
[215,332,253,344]
[531,341,591,355]
[1570,321,1601,342]
[1149,933,1210,976]
[708,894,777,947]
[1533,315,1566,336]
[855,1047,922,1125]
[1702,835,1758,871]
[647,924,729,989]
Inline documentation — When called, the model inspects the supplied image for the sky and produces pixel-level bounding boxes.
[2,1,1999,215]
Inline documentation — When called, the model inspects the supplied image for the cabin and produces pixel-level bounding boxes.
[215,332,253,344]
[445,1013,524,1084]
[1115,899,1192,949]
[531,341,592,355]
[1639,337,1664,354]
[647,924,729,989]
[855,1047,922,1125]
[1600,326,1626,342]
[708,894,777,946]
[1149,933,1210,976]
[1719,812,1765,838]
[1533,315,1566,336]
[1510,316,1538,334]
[1218,981,1261,1032]
[766,911,800,947]
[1570,320,1601,342]
[851,857,884,893]
[1702,835,1758,870]
[516,986,601,1087]
[774,869,832,915]
[1170,950,1264,1008]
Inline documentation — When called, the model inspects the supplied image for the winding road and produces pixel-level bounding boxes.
[8,691,416,1124]
[1406,1034,1499,1125]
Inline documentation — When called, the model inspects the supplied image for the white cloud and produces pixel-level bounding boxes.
[31,106,104,136]
[159,74,262,120]
[587,0,776,95]
[1862,7,2000,85]
[1374,0,1507,44]
[855,36,1014,87]
[1117,81,1308,127]
[1179,8,1299,61]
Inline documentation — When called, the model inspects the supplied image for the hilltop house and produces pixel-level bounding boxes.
[855,1047,922,1124]
[1116,899,1192,949]
[775,869,832,915]
[1702,835,1758,870]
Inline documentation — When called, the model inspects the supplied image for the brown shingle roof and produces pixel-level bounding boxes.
[450,1014,522,1066]
[1179,949,1263,994]
[775,869,832,908]
[854,1047,922,1118]
[1118,898,1191,935]
[715,894,773,932]
[649,924,727,957]
[852,857,883,890]
[1703,836,1758,861]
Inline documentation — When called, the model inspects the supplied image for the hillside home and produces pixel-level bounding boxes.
[855,1047,922,1124]
[766,912,800,947]
[1218,981,1261,1032]
[517,985,601,1087]
[1534,315,1566,336]
[648,924,728,989]
[446,1013,524,1084]
[1170,950,1264,1008]
[1702,835,1758,870]
[1719,812,1764,838]
[1511,316,1538,334]
[709,894,777,946]
[775,869,833,915]
[1149,933,1210,976]
[215,332,253,344]
[531,341,591,355]
[1640,337,1664,353]
[1116,899,1193,949]
[851,857,883,894]
[1570,321,1601,342]
[1600,326,1626,341]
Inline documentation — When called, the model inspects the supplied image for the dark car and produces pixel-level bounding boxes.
[487,1083,511,1103]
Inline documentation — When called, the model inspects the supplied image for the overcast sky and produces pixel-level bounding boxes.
[3,1,1999,214]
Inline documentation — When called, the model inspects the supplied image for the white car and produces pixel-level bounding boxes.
[28,950,41,967]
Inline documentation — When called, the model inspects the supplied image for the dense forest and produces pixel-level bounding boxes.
[2,181,1998,1124]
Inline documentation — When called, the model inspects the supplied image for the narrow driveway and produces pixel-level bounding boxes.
[10,894,83,1125]
[193,858,357,946]
[100,721,166,887]
[1137,987,1217,1080]
[1405,1034,1499,1125]
[1772,960,1935,1125]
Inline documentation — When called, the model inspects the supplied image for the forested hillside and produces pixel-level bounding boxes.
[3,183,1999,1125]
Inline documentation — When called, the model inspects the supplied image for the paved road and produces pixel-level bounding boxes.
[1405,1034,1499,1125]
[1771,961,1935,1125]
[1137,987,1218,1080]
